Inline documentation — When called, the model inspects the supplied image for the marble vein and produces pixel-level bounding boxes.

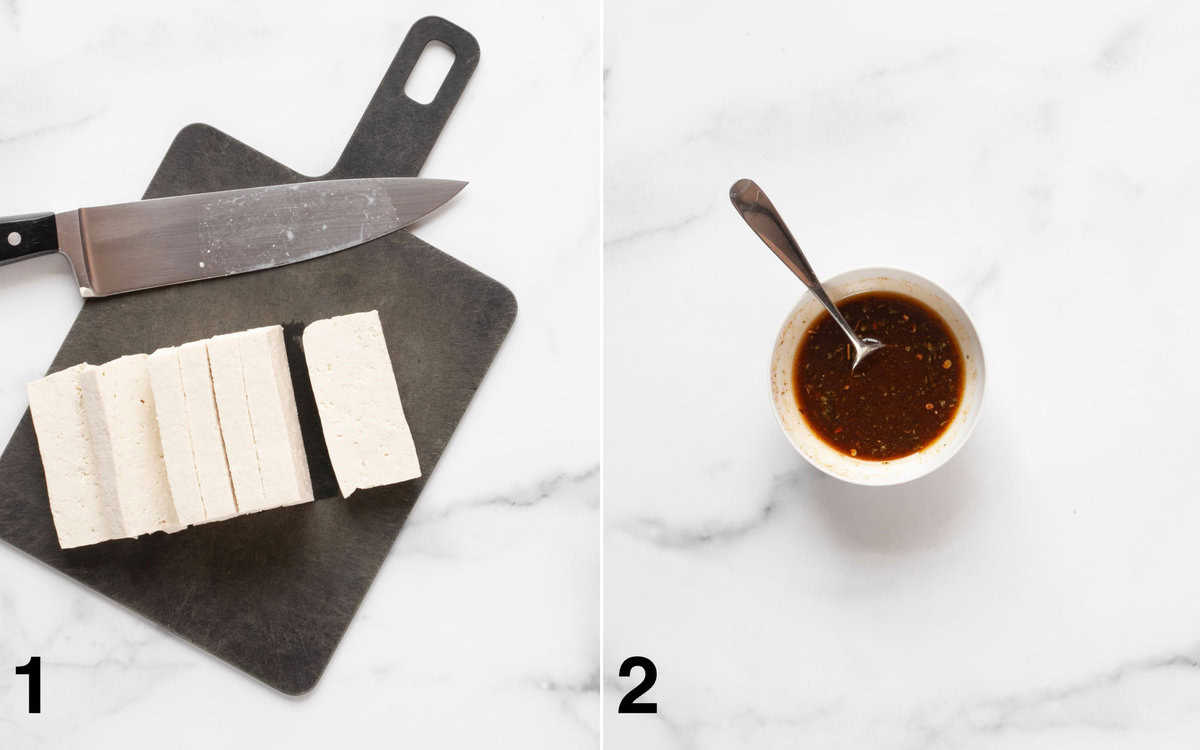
[612,467,807,549]
[917,646,1200,742]
[861,47,959,83]
[0,112,103,146]
[533,670,602,739]
[959,260,1001,307]
[1095,18,1146,74]
[605,208,712,251]
[409,465,599,526]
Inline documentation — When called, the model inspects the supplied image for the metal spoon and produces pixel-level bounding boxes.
[729,178,884,371]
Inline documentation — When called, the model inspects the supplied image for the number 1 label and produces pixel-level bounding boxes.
[15,656,41,714]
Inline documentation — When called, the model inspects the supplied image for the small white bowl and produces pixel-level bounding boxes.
[769,267,985,486]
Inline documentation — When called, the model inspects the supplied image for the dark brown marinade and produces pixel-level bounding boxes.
[794,291,964,461]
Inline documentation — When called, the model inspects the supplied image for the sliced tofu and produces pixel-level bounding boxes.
[81,355,183,536]
[147,347,205,527]
[178,341,237,522]
[206,333,269,513]
[27,364,125,548]
[303,310,420,497]
[238,326,314,508]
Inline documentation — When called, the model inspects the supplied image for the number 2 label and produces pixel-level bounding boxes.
[617,655,657,714]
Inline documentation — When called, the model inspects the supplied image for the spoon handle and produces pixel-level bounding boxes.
[729,178,862,346]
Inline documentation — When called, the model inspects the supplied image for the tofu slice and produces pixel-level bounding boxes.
[178,341,237,522]
[206,333,269,513]
[147,347,205,527]
[81,355,183,536]
[238,326,314,508]
[27,364,125,548]
[303,311,420,497]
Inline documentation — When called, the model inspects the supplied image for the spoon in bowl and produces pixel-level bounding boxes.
[729,178,884,371]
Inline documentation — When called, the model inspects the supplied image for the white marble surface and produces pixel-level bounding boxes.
[0,0,599,746]
[606,1,1200,747]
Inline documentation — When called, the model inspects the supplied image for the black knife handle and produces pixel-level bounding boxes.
[0,212,58,264]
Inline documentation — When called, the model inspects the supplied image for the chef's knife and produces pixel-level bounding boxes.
[0,177,466,297]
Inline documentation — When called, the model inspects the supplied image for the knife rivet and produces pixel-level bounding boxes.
[6,232,19,247]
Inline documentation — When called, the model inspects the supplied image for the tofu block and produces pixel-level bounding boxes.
[82,355,183,536]
[147,347,205,527]
[27,364,125,548]
[178,341,237,522]
[238,326,314,508]
[207,333,269,513]
[303,311,420,497]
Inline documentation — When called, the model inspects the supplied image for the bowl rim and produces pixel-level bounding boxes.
[768,266,986,486]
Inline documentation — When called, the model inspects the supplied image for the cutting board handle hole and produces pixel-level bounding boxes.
[404,40,455,105]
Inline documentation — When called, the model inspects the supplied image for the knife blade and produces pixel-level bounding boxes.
[0,177,466,297]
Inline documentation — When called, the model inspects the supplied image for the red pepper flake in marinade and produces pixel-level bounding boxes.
[794,291,964,460]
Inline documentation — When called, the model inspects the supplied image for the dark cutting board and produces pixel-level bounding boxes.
[0,16,515,695]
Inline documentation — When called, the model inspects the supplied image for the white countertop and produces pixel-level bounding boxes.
[0,0,599,746]
[605,1,1200,747]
